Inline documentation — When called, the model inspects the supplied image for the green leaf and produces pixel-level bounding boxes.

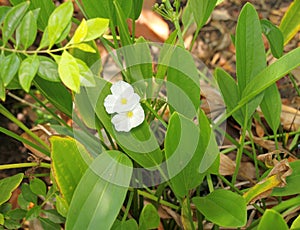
[71,43,96,53]
[260,84,281,132]
[167,46,200,119]
[76,58,96,87]
[81,0,132,24]
[0,173,23,206]
[0,6,10,25]
[0,77,5,101]
[72,18,88,44]
[0,213,4,225]
[48,1,73,47]
[85,18,109,42]
[129,0,143,20]
[165,112,202,197]
[111,219,138,230]
[16,10,37,49]
[235,3,266,124]
[86,78,163,168]
[58,51,81,93]
[37,56,60,82]
[50,136,93,204]
[279,0,300,45]
[30,0,55,31]
[261,19,284,58]
[21,183,37,204]
[240,47,300,109]
[193,190,247,227]
[1,53,20,87]
[18,55,40,92]
[2,1,29,45]
[139,203,160,230]
[55,195,69,217]
[30,178,46,197]
[26,205,41,221]
[34,76,72,117]
[190,0,217,29]
[272,161,300,196]
[42,209,65,224]
[214,68,243,126]
[66,150,132,230]
[39,217,61,230]
[258,209,288,230]
[6,208,26,220]
[291,214,300,229]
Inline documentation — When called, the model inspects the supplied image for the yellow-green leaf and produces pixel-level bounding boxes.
[71,43,96,53]
[85,18,109,41]
[72,18,88,44]
[58,51,80,93]
[279,0,300,45]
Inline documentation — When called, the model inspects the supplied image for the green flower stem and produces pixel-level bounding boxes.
[186,196,196,230]
[206,174,214,192]
[129,188,179,210]
[0,127,50,157]
[0,162,51,170]
[122,191,134,221]
[218,175,242,194]
[142,100,168,128]
[0,104,50,152]
[248,131,260,180]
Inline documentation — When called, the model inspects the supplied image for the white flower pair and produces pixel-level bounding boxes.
[104,81,145,132]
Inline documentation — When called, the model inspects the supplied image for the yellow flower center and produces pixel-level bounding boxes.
[127,111,133,118]
[121,98,127,104]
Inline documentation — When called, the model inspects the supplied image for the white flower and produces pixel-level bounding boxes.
[104,80,145,132]
[104,81,140,114]
[111,104,145,132]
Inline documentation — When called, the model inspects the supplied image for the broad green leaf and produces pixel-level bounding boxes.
[261,19,284,58]
[30,178,46,197]
[111,219,138,230]
[165,112,202,198]
[272,161,300,196]
[16,11,37,49]
[291,214,300,229]
[18,55,40,92]
[0,6,10,25]
[76,58,96,87]
[48,1,73,47]
[1,53,20,87]
[50,136,93,204]
[240,47,300,109]
[81,0,132,24]
[235,3,266,125]
[58,51,81,93]
[66,150,132,230]
[85,18,109,41]
[129,0,143,20]
[214,68,243,129]
[2,1,29,45]
[258,209,288,230]
[167,46,200,119]
[190,0,217,29]
[37,56,60,82]
[72,18,88,44]
[193,190,247,227]
[34,76,72,117]
[30,0,55,31]
[260,84,281,132]
[0,173,23,206]
[86,78,163,168]
[279,0,300,45]
[139,203,160,230]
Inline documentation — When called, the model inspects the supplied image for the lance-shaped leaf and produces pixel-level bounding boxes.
[0,173,23,206]
[16,11,37,50]
[190,0,217,29]
[66,150,132,230]
[18,55,40,92]
[1,53,20,87]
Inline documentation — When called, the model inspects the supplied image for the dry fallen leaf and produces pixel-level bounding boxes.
[21,124,56,161]
[281,104,300,131]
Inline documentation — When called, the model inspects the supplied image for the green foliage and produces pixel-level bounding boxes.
[1,0,300,229]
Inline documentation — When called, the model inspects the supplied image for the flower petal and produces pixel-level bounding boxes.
[111,104,145,132]
[110,80,133,96]
[104,95,118,114]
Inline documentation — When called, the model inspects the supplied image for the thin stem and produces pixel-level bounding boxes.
[248,131,260,180]
[122,191,134,221]
[186,196,196,230]
[142,100,168,128]
[0,162,51,170]
[206,174,214,192]
[189,27,201,51]
[0,104,49,151]
[218,175,242,194]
